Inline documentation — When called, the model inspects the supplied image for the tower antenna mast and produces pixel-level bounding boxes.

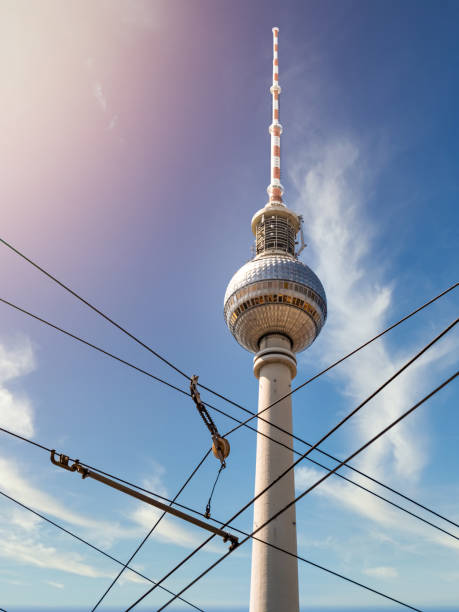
[268,27,284,206]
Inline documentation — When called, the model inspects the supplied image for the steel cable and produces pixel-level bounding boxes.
[148,372,457,612]
[1,237,456,427]
[124,323,457,609]
[0,238,190,381]
[0,489,204,611]
[2,415,457,549]
[2,297,458,535]
[90,450,211,610]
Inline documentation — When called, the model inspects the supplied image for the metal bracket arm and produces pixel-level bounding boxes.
[50,450,238,550]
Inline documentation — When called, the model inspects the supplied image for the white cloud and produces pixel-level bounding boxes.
[290,138,458,562]
[295,460,459,554]
[0,338,35,436]
[0,339,35,384]
[92,79,118,131]
[363,566,398,579]
[129,464,226,554]
[107,114,118,130]
[10,507,41,532]
[291,138,456,483]
[0,456,138,548]
[0,532,106,578]
[0,529,142,584]
[46,580,64,589]
[0,504,144,583]
[93,81,107,112]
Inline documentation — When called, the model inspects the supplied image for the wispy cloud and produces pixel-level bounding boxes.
[363,565,398,579]
[0,503,146,583]
[107,114,118,131]
[93,81,107,112]
[0,456,137,548]
[291,138,456,482]
[0,530,107,579]
[129,463,226,554]
[90,72,119,133]
[46,580,64,589]
[295,464,459,553]
[0,338,35,436]
[290,138,458,567]
[0,529,143,584]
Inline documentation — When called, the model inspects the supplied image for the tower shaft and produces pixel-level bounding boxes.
[250,334,299,612]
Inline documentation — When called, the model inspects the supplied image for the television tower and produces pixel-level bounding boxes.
[224,28,327,612]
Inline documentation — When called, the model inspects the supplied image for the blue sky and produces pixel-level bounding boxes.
[1,0,458,609]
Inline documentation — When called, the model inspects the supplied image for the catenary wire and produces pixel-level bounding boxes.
[4,241,456,607]
[0,238,190,381]
[197,282,458,419]
[1,238,456,422]
[2,413,457,549]
[0,361,456,610]
[0,489,204,612]
[0,419,212,610]
[90,450,211,611]
[154,371,457,612]
[125,323,456,609]
[4,414,455,605]
[2,296,458,535]
[0,484,421,612]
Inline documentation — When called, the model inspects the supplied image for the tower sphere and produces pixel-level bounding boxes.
[224,205,327,354]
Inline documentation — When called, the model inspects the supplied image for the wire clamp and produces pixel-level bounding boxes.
[223,533,239,551]
[50,450,89,478]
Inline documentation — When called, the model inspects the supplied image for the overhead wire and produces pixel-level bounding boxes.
[0,482,422,612]
[197,282,458,419]
[0,320,457,599]
[90,449,211,611]
[2,296,458,536]
[1,241,457,606]
[0,419,212,610]
[0,489,204,612]
[125,319,459,610]
[1,237,456,421]
[2,415,457,549]
[0,238,190,381]
[153,371,457,612]
[125,321,457,609]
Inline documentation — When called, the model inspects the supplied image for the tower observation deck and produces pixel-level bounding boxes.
[223,28,327,612]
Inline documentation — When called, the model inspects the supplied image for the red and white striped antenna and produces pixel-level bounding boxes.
[267,27,284,205]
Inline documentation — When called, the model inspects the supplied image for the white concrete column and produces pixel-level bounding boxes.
[249,334,299,612]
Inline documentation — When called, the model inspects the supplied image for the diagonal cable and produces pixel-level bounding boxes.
[0,238,190,380]
[198,282,458,419]
[125,320,457,608]
[90,450,210,610]
[1,238,456,420]
[2,296,458,534]
[154,371,457,612]
[0,489,204,611]
[0,421,211,610]
[0,482,421,612]
[1,418,458,546]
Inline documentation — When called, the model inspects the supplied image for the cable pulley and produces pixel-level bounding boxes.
[190,375,230,467]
